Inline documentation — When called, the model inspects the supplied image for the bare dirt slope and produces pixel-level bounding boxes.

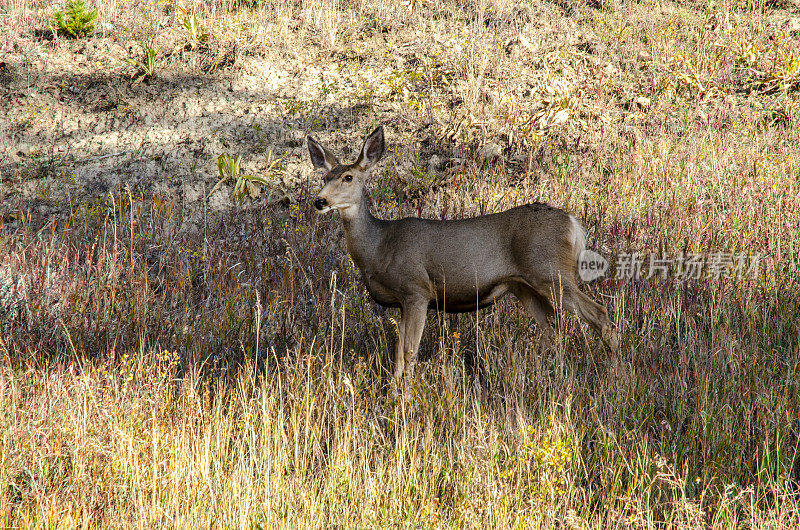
[4,0,794,229]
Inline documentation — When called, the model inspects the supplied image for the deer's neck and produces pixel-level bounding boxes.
[339,194,383,270]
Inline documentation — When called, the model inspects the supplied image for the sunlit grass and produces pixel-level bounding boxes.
[2,0,800,527]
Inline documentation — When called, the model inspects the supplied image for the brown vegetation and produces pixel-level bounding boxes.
[1,0,800,526]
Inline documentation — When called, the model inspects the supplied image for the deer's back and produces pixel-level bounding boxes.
[366,203,578,310]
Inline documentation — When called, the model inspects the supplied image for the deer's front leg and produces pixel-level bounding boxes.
[400,299,428,385]
[392,311,406,387]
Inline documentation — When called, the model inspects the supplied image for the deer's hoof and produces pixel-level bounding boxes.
[603,326,620,354]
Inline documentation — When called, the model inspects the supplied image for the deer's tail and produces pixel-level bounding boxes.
[569,214,587,265]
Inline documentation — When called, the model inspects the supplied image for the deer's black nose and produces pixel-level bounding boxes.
[314,198,328,210]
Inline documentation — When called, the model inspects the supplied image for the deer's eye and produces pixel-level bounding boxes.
[343,175,353,182]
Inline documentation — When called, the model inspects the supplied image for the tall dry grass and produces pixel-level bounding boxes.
[2,0,800,527]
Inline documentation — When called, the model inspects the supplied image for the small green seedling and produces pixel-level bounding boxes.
[123,46,159,85]
[179,7,209,49]
[209,154,269,203]
[51,0,98,39]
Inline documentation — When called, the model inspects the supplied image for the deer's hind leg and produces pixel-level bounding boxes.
[556,281,620,354]
[511,284,556,352]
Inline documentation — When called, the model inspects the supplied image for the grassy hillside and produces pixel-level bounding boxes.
[1,0,800,527]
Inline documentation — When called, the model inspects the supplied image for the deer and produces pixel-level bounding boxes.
[307,125,620,389]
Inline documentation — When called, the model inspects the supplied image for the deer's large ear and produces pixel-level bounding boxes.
[355,126,385,171]
[307,136,340,171]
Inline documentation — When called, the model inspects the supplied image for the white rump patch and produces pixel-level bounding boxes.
[569,215,587,260]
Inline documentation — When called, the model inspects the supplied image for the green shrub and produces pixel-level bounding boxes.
[182,13,209,49]
[123,46,159,85]
[209,153,270,203]
[51,0,98,39]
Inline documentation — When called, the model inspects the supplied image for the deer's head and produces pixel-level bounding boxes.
[307,126,385,215]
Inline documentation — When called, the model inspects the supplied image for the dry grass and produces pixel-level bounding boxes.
[2,0,800,527]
